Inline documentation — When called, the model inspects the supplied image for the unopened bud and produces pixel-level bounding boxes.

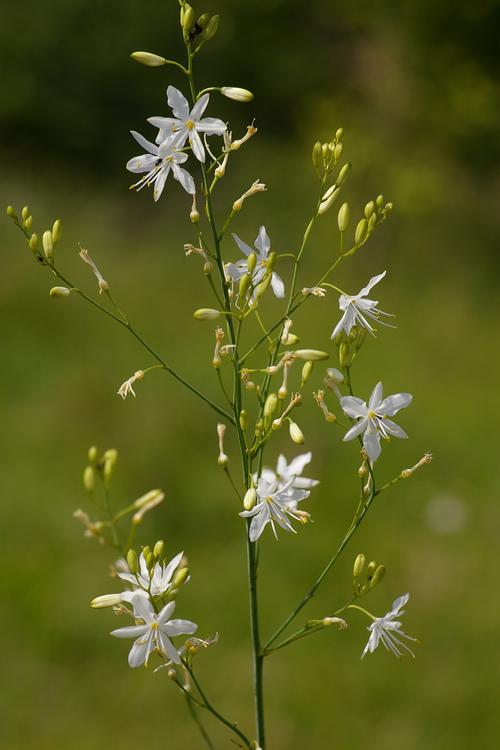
[254,273,271,298]
[21,206,30,221]
[318,186,340,215]
[354,219,368,246]
[338,340,352,368]
[91,594,123,609]
[133,489,163,510]
[194,308,221,321]
[247,251,257,273]
[88,445,98,464]
[336,162,351,186]
[173,567,189,587]
[221,86,254,102]
[6,205,17,219]
[197,13,210,28]
[24,216,33,231]
[49,286,71,298]
[239,409,248,431]
[349,325,358,342]
[370,564,385,588]
[243,487,257,510]
[364,201,375,219]
[358,461,368,478]
[334,142,343,160]
[42,230,53,260]
[202,14,219,40]
[356,327,367,350]
[239,273,251,299]
[376,194,384,207]
[289,421,305,444]
[353,553,366,578]
[312,141,322,168]
[366,560,377,579]
[127,548,139,574]
[83,466,94,491]
[182,3,194,32]
[301,360,313,387]
[264,393,278,418]
[153,540,165,558]
[294,349,329,361]
[51,219,62,245]
[266,251,276,271]
[338,202,349,232]
[29,231,39,251]
[131,51,167,66]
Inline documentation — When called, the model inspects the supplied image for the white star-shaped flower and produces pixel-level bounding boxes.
[148,86,226,163]
[240,475,310,542]
[340,381,412,462]
[361,593,417,659]
[127,131,195,201]
[226,226,285,299]
[331,271,395,339]
[258,452,319,505]
[117,550,184,597]
[111,593,197,667]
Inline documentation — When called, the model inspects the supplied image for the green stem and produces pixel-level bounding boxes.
[184,694,216,750]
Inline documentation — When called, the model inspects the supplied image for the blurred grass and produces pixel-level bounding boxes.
[2,0,500,748]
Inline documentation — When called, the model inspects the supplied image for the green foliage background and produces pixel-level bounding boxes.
[2,0,500,748]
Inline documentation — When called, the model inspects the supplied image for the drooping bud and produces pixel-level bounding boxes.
[127,548,139,574]
[370,564,385,588]
[221,87,254,102]
[338,202,349,232]
[353,553,366,578]
[289,421,305,445]
[301,360,313,387]
[243,487,257,511]
[131,51,167,66]
[49,286,71,298]
[193,308,221,321]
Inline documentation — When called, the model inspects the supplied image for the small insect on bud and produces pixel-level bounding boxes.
[193,308,221,321]
[131,51,167,66]
[353,553,366,578]
[127,548,139,574]
[83,466,95,491]
[370,564,385,588]
[312,141,322,168]
[243,487,257,511]
[21,205,30,221]
[6,205,17,220]
[354,218,368,246]
[221,87,254,102]
[289,421,305,445]
[301,360,313,387]
[153,539,165,559]
[202,14,219,40]
[49,286,71,298]
[264,393,279,418]
[51,219,62,245]
[338,202,350,232]
[336,162,351,186]
[294,349,329,362]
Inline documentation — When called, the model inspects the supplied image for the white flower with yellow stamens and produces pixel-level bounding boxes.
[127,132,195,201]
[239,475,311,542]
[361,593,417,659]
[117,550,184,597]
[226,226,285,299]
[331,271,395,339]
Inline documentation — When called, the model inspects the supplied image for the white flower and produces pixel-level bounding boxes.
[226,226,285,299]
[258,452,319,503]
[148,86,226,163]
[117,550,184,597]
[331,271,395,339]
[111,593,197,667]
[117,370,144,399]
[361,593,417,659]
[340,381,412,462]
[127,131,195,201]
[240,475,311,542]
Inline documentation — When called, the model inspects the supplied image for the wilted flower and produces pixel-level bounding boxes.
[331,271,394,339]
[361,593,417,659]
[148,86,226,163]
[226,227,285,299]
[117,370,144,399]
[340,382,412,462]
[127,131,195,201]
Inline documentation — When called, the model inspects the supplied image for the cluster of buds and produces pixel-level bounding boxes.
[312,128,344,180]
[318,162,351,216]
[352,553,386,596]
[350,195,394,250]
[180,3,219,45]
[83,445,119,491]
[6,204,63,268]
[332,324,367,368]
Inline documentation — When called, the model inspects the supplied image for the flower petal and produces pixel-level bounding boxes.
[131,592,156,623]
[231,233,254,257]
[130,130,158,156]
[369,382,383,410]
[128,630,155,668]
[343,417,368,442]
[286,452,312,476]
[254,226,271,256]
[196,116,227,134]
[157,630,181,664]
[126,154,158,174]
[189,129,206,162]
[167,86,190,120]
[153,167,169,202]
[363,423,382,462]
[190,93,210,121]
[380,418,407,439]
[162,619,198,637]
[172,163,196,194]
[111,624,149,639]
[271,272,285,298]
[157,601,176,624]
[378,393,413,416]
[340,396,368,419]
[358,271,386,298]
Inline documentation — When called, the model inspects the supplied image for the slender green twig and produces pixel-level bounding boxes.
[184,694,216,750]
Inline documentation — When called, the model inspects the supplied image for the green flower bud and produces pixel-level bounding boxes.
[312,141,322,168]
[239,273,251,299]
[6,205,17,220]
[88,445,98,464]
[254,273,272,298]
[24,216,33,231]
[349,325,358,342]
[21,206,30,221]
[193,308,221,321]
[49,286,71,298]
[356,327,367,350]
[182,3,194,32]
[247,251,257,273]
[301,360,314,387]
[29,233,39,253]
[197,13,210,28]
[368,213,377,232]
[366,560,377,579]
[173,566,189,586]
[335,127,344,140]
[353,553,366,578]
[334,143,343,161]
[264,393,278,418]
[243,487,257,510]
[221,87,254,102]
[239,409,248,431]
[153,539,165,558]
[370,564,385,588]
[51,219,62,245]
[42,230,53,260]
[127,548,139,574]
[289,421,305,445]
[385,202,394,214]
[131,51,166,66]
[83,465,94,491]
[376,194,384,207]
[338,340,352,367]
[336,162,351,186]
[354,218,368,246]
[294,349,329,361]
[364,201,375,219]
[266,251,276,271]
[338,202,349,232]
[202,14,219,40]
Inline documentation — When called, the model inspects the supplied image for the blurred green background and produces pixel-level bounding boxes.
[2,0,500,748]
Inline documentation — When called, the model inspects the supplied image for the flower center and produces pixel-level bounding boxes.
[186,119,195,130]
[151,621,158,630]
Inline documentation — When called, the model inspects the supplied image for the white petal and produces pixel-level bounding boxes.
[157,630,181,664]
[196,117,227,134]
[232,233,254,257]
[153,167,169,202]
[130,130,158,156]
[157,601,176,624]
[172,163,196,194]
[271,272,285,298]
[131,592,155,623]
[161,552,184,588]
[358,271,386,298]
[189,130,205,162]
[369,382,383,410]
[340,396,368,419]
[286,452,312,476]
[191,93,210,121]
[111,624,149,639]
[331,310,349,340]
[343,417,368,442]
[167,86,190,120]
[380,418,407,439]
[128,630,155,668]
[378,393,413,416]
[363,423,382,462]
[126,154,158,174]
[361,627,379,659]
[249,508,269,541]
[162,619,198,637]
[148,116,178,131]
[254,226,271,256]
[389,593,410,616]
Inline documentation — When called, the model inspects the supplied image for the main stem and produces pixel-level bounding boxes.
[186,48,266,747]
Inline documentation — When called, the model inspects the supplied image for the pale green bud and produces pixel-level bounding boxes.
[356,326,367,350]
[6,205,17,220]
[83,465,95,491]
[364,201,375,219]
[368,213,377,232]
[385,201,394,214]
[301,360,313,387]
[338,340,352,368]
[131,51,167,66]
[221,87,254,102]
[42,230,53,260]
[289,421,305,445]
[193,308,221,321]
[243,487,257,510]
[133,489,163,509]
[264,393,278,418]
[21,206,30,221]
[145,550,155,570]
[336,162,351,186]
[127,548,139,574]
[182,4,195,32]
[366,560,377,579]
[370,564,385,588]
[24,215,33,231]
[49,286,71,298]
[294,349,329,361]
[91,594,123,609]
[284,333,299,346]
[197,13,210,28]
[338,202,349,232]
[354,218,368,246]
[247,251,257,273]
[88,445,98,464]
[202,14,219,40]
[353,553,365,578]
[173,567,189,586]
[321,143,329,159]
[239,273,251,299]
[312,141,322,168]
[376,194,384,207]
[335,127,344,140]
[358,461,368,478]
[51,219,62,245]
[153,539,165,558]
[349,325,358,342]
[254,273,272,298]
[239,409,248,431]
[318,186,340,215]
[266,251,276,271]
[103,448,118,482]
[334,143,343,161]
[29,233,39,253]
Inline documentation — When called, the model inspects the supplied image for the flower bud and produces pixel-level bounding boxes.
[42,230,53,260]
[239,273,251,299]
[336,162,351,186]
[354,219,368,246]
[243,487,257,510]
[294,349,329,361]
[202,14,219,40]
[182,3,195,32]
[197,13,210,28]
[221,87,254,102]
[49,286,71,298]
[29,233,39,252]
[6,205,17,219]
[263,393,278,418]
[338,340,352,368]
[88,445,98,463]
[364,201,375,219]
[190,206,200,223]
[335,127,344,140]
[266,251,276,271]
[334,142,343,161]
[133,489,163,510]
[366,560,377,579]
[254,273,271,298]
[356,327,367,350]
[239,409,248,431]
[284,333,299,346]
[318,186,340,215]
[173,567,189,587]
[193,308,221,321]
[385,201,394,214]
[83,465,95,491]
[353,553,365,578]
[301,360,313,387]
[127,548,139,574]
[376,194,384,207]
[312,141,322,168]
[247,251,257,273]
[370,564,385,588]
[51,219,62,245]
[337,202,349,232]
[131,51,167,66]
[24,216,33,231]
[21,206,30,221]
[153,539,165,558]
[289,421,305,445]
[349,325,358,342]
[91,594,123,609]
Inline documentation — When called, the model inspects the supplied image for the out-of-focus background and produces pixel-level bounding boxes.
[2,0,500,748]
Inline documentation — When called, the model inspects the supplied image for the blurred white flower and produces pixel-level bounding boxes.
[111,593,197,667]
[258,452,319,503]
[340,382,412,462]
[127,131,195,201]
[240,475,310,542]
[361,593,417,659]
[331,271,395,339]
[148,86,226,163]
[117,550,184,597]
[226,226,285,299]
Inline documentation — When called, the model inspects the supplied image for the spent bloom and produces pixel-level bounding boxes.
[148,86,226,162]
[240,475,311,542]
[127,131,195,201]
[111,593,197,667]
[331,271,394,339]
[117,550,184,597]
[340,381,412,462]
[117,370,144,399]
[226,226,285,299]
[361,593,417,659]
